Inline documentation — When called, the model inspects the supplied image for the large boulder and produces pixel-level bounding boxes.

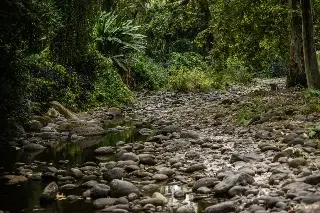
[110,179,140,198]
[2,175,28,185]
[50,101,78,119]
[57,121,105,136]
[40,182,59,203]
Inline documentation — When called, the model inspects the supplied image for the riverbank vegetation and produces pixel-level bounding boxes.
[1,0,320,137]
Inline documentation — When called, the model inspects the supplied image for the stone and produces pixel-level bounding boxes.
[24,143,45,151]
[185,163,206,173]
[230,153,249,163]
[174,189,186,198]
[305,174,320,185]
[91,184,111,198]
[40,182,59,203]
[161,125,181,134]
[28,120,43,132]
[204,201,235,213]
[288,158,307,168]
[71,168,84,179]
[142,184,160,193]
[197,187,211,194]
[2,175,28,185]
[177,205,196,213]
[61,184,76,190]
[152,174,169,181]
[103,167,125,181]
[110,179,140,198]
[139,193,168,206]
[119,152,139,162]
[50,101,78,119]
[93,198,116,209]
[81,180,99,188]
[138,154,156,165]
[228,185,247,197]
[46,108,60,118]
[94,146,114,155]
[192,177,218,191]
[213,173,255,195]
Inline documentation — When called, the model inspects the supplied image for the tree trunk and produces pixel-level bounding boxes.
[301,0,320,89]
[287,0,307,87]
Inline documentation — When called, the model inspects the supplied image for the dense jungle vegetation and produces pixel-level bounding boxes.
[1,0,320,138]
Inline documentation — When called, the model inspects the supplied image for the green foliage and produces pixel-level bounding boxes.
[95,12,146,58]
[235,97,265,125]
[25,50,81,111]
[302,89,320,113]
[131,54,168,90]
[226,56,254,85]
[168,68,214,92]
[90,57,135,107]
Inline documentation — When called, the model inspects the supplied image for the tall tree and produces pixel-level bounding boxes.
[301,0,320,89]
[288,0,307,87]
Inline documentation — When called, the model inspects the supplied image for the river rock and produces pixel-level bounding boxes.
[110,179,140,198]
[152,174,169,181]
[50,101,78,119]
[161,125,181,134]
[119,152,139,162]
[91,184,111,198]
[185,163,206,173]
[24,143,45,151]
[2,175,28,185]
[40,182,59,203]
[177,205,196,213]
[192,177,219,191]
[28,120,43,132]
[138,154,156,165]
[213,173,254,195]
[204,201,235,213]
[288,158,307,168]
[93,198,116,209]
[103,167,126,181]
[94,146,114,155]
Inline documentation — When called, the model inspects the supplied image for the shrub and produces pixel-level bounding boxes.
[90,57,135,107]
[226,56,254,85]
[168,68,214,92]
[25,50,81,112]
[131,54,168,90]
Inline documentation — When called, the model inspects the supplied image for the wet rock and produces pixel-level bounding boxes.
[110,179,140,198]
[177,205,196,213]
[2,175,28,185]
[93,198,116,209]
[103,167,125,181]
[204,201,235,213]
[40,182,58,203]
[185,163,206,173]
[91,184,111,198]
[192,177,219,192]
[119,152,139,162]
[213,173,255,195]
[138,154,156,165]
[288,158,307,168]
[24,143,45,151]
[94,146,114,155]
